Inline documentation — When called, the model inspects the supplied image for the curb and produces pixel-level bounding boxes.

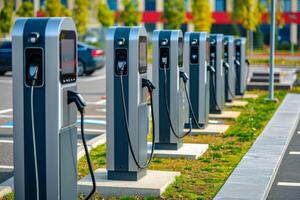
[214,94,300,200]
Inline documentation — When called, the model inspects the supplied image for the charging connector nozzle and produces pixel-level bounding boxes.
[142,79,156,92]
[180,71,189,83]
[67,91,87,113]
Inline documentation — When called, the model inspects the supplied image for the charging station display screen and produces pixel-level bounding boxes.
[60,31,77,84]
[61,40,75,74]
[139,36,147,74]
[178,37,183,68]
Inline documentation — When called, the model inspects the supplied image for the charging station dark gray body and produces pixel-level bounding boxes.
[224,35,236,102]
[235,37,248,95]
[106,27,149,181]
[183,32,210,128]
[152,30,186,150]
[209,34,225,114]
[13,18,78,200]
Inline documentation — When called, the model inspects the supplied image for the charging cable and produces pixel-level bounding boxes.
[180,71,205,129]
[223,61,236,98]
[163,66,192,139]
[208,63,222,112]
[67,91,96,200]
[28,65,40,200]
[118,63,156,169]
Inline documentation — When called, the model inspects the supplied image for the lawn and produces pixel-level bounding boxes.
[0,89,290,200]
[75,90,287,200]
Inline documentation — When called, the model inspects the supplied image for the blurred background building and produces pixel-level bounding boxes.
[6,0,300,47]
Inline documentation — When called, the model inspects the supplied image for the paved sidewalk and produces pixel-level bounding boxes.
[214,94,300,200]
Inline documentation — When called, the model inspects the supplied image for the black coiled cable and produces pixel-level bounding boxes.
[163,67,192,139]
[119,74,155,169]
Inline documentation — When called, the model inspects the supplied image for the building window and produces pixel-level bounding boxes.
[61,0,68,7]
[184,0,189,11]
[145,23,156,33]
[145,0,156,11]
[107,0,117,10]
[282,0,291,11]
[181,24,188,34]
[278,24,291,42]
[215,0,226,12]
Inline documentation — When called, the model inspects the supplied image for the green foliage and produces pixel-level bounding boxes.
[16,1,34,17]
[0,0,13,37]
[45,0,70,17]
[97,0,115,27]
[118,0,141,26]
[233,0,263,31]
[73,0,89,36]
[253,28,264,50]
[262,0,285,28]
[162,0,186,29]
[192,0,213,32]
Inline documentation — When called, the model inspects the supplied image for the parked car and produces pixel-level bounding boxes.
[0,41,12,76]
[0,41,105,76]
[77,42,105,76]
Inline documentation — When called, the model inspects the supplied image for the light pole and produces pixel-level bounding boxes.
[268,0,276,100]
[33,0,38,17]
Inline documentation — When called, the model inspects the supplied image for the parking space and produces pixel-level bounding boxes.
[0,68,107,184]
[267,123,300,199]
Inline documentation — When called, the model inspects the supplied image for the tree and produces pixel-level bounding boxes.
[45,0,71,17]
[233,0,263,50]
[16,1,34,17]
[118,0,141,26]
[0,0,13,37]
[73,0,89,36]
[162,0,186,29]
[97,0,115,27]
[263,0,285,28]
[191,0,213,32]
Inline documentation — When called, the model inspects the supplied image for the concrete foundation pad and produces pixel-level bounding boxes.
[185,124,229,135]
[149,143,208,159]
[78,169,180,197]
[236,93,258,99]
[209,111,240,120]
[226,100,248,107]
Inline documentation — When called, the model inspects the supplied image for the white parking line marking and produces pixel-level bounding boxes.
[78,75,105,82]
[96,109,106,112]
[78,128,105,133]
[0,79,12,84]
[278,182,300,187]
[0,125,12,129]
[0,165,13,170]
[86,99,106,105]
[289,151,300,155]
[0,115,13,118]
[77,115,106,119]
[0,109,13,114]
[0,140,13,144]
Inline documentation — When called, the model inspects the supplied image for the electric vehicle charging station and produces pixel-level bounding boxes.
[209,34,225,114]
[152,29,191,150]
[224,35,236,102]
[13,18,95,200]
[235,37,248,96]
[106,26,156,181]
[183,32,211,128]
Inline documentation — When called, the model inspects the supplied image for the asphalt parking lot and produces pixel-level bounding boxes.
[0,68,106,183]
[268,121,300,199]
